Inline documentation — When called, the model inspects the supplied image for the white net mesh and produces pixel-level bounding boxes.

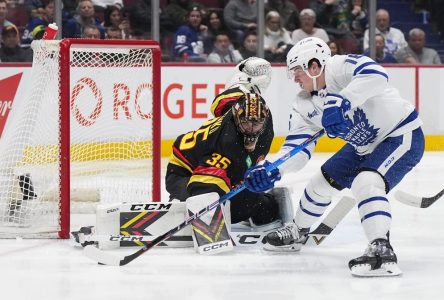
[0,40,159,238]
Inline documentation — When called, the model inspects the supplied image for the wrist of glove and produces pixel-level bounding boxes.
[321,93,353,138]
[244,160,281,193]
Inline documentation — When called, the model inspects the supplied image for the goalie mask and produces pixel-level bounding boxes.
[225,57,272,94]
[232,93,269,152]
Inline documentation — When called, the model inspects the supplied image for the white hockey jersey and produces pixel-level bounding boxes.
[277,54,422,176]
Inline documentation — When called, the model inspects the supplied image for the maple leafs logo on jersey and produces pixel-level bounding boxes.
[343,108,380,146]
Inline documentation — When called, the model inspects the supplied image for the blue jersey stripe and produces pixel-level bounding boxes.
[286,134,313,141]
[358,196,389,209]
[358,69,389,80]
[345,59,357,64]
[300,202,323,217]
[361,211,392,222]
[353,61,377,76]
[282,144,312,159]
[304,190,331,207]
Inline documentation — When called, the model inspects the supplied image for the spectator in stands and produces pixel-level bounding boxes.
[238,30,257,59]
[207,32,243,63]
[63,0,105,38]
[21,0,54,48]
[62,0,77,17]
[363,9,407,56]
[291,8,329,44]
[128,0,152,38]
[430,0,444,42]
[103,4,131,39]
[92,0,123,10]
[395,28,441,64]
[264,0,299,32]
[349,0,367,41]
[309,0,363,53]
[105,25,122,39]
[0,0,15,35]
[81,23,101,39]
[264,10,292,62]
[363,34,397,63]
[224,0,257,46]
[203,9,231,54]
[0,24,32,62]
[26,0,43,18]
[103,4,122,28]
[164,0,204,32]
[172,6,207,62]
[327,40,342,56]
[309,0,337,30]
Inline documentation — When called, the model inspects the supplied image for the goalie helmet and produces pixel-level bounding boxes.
[225,57,272,94]
[232,92,269,152]
[286,37,331,80]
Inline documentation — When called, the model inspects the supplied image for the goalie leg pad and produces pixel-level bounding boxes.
[186,192,233,255]
[246,187,295,232]
[270,187,294,224]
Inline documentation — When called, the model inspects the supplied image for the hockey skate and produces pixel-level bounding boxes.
[349,238,402,277]
[263,222,309,252]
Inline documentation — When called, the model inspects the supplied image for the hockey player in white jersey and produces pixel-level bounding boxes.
[243,37,425,277]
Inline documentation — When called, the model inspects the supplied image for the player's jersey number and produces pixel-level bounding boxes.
[206,153,231,169]
[179,117,222,150]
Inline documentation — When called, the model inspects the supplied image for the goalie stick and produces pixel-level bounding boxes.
[394,188,444,208]
[83,129,325,266]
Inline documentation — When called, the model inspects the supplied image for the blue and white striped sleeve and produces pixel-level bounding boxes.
[340,55,389,107]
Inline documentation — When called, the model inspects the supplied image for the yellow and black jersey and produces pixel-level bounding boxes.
[167,110,274,196]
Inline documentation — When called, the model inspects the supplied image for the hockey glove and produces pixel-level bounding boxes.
[322,93,353,138]
[244,160,281,193]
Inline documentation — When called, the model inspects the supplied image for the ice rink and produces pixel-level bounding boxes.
[1,152,443,300]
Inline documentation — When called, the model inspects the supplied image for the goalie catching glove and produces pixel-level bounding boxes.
[321,93,353,138]
[244,160,281,193]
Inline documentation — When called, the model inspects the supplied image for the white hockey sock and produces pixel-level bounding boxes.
[351,171,392,242]
[295,170,338,228]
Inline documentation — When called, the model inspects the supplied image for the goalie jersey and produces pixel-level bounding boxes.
[167,109,274,196]
[277,54,422,175]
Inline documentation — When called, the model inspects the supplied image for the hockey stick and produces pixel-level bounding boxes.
[394,188,444,208]
[304,196,355,245]
[83,130,325,266]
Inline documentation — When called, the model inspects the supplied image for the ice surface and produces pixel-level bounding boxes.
[1,153,443,300]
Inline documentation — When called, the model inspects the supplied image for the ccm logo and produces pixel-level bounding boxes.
[237,234,266,245]
[130,203,172,211]
[203,241,230,251]
[110,236,144,241]
[106,207,119,214]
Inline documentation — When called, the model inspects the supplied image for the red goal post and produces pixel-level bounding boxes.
[0,39,161,239]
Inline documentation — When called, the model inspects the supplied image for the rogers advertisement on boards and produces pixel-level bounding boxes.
[0,64,440,142]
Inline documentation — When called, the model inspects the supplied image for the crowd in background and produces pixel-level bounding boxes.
[0,0,442,64]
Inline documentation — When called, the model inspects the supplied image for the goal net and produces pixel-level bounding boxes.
[0,39,161,238]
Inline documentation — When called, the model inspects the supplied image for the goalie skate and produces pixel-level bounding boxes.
[263,222,309,252]
[349,238,402,277]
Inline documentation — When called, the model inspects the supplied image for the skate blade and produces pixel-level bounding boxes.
[350,262,402,277]
[263,243,302,252]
